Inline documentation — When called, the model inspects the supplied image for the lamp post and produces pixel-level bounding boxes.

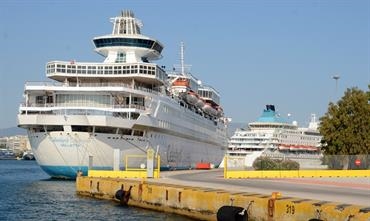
[332,75,340,99]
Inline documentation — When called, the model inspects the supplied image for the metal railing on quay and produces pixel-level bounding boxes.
[87,151,161,179]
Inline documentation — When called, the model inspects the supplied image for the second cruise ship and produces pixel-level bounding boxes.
[227,105,323,168]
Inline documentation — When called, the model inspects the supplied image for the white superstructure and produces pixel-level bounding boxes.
[228,105,322,167]
[17,10,228,178]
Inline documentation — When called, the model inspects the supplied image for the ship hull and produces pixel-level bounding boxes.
[28,130,225,179]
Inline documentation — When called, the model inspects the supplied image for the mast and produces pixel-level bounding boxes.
[180,42,185,75]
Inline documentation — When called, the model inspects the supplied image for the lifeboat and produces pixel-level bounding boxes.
[289,146,299,151]
[278,144,290,150]
[289,145,311,151]
[185,91,198,105]
[195,98,205,109]
[202,102,217,116]
[305,146,318,151]
[172,78,189,87]
[215,106,224,117]
[300,146,318,151]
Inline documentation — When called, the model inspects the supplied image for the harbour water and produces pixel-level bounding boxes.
[0,160,193,221]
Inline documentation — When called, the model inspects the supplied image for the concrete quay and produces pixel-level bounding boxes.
[76,169,370,221]
[167,169,370,206]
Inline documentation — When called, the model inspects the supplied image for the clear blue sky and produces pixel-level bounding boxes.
[0,0,369,129]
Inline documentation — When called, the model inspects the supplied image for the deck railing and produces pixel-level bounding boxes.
[24,81,162,95]
[20,103,146,110]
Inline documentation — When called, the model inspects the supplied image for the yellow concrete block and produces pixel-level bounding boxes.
[76,176,370,221]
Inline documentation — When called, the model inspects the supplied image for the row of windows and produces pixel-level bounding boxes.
[93,37,163,54]
[47,64,157,76]
[56,95,110,107]
[36,95,53,104]
[279,135,320,141]
[28,94,146,112]
[54,64,156,70]
[30,125,143,136]
[21,109,139,118]
[230,138,275,142]
[235,133,269,137]
[113,112,140,120]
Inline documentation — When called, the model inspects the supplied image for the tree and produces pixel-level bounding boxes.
[252,156,300,170]
[319,86,370,169]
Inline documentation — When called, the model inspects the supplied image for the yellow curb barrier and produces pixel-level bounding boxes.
[225,170,370,179]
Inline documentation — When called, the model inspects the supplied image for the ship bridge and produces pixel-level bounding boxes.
[93,10,164,63]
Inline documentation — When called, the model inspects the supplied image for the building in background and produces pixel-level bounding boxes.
[0,135,31,156]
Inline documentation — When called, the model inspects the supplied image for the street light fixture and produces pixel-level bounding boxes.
[332,75,340,98]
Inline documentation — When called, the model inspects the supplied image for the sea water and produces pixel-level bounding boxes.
[0,160,194,221]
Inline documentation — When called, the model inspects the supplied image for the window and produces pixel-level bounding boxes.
[32,126,45,133]
[56,94,110,107]
[36,96,44,104]
[46,125,64,132]
[71,125,92,132]
[130,112,140,119]
[114,66,122,74]
[95,127,116,134]
[97,66,104,74]
[116,53,126,63]
[133,130,144,136]
[87,66,96,74]
[104,66,113,74]
[46,96,53,103]
[118,128,132,135]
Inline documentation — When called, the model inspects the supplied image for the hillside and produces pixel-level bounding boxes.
[0,127,27,137]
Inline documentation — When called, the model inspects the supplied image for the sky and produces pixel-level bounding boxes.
[0,0,369,129]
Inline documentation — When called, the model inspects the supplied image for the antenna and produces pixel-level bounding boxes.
[311,113,316,123]
[173,42,191,76]
[180,42,185,75]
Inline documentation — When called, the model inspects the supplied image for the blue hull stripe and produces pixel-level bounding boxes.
[40,165,89,179]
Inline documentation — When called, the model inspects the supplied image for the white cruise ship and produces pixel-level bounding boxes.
[227,105,323,168]
[17,10,228,179]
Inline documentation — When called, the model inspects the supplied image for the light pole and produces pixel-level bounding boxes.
[332,75,340,99]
